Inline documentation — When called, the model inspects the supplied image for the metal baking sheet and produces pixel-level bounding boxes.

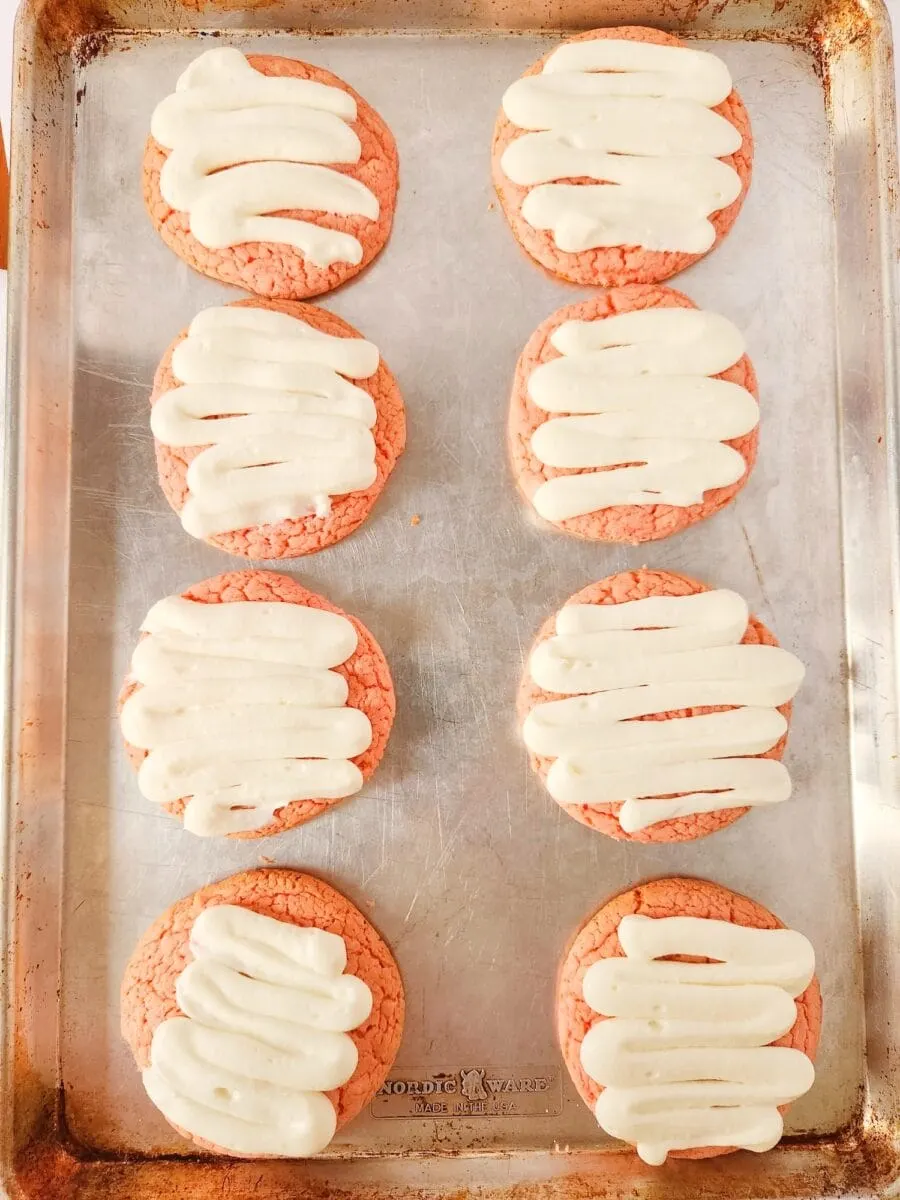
[3,0,899,1196]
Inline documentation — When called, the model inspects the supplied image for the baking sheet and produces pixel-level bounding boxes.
[4,2,900,1196]
[63,30,857,1153]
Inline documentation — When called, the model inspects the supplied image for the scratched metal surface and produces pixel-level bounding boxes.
[6,3,900,1193]
[56,30,862,1157]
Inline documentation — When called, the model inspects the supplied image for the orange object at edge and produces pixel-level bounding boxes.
[0,123,8,271]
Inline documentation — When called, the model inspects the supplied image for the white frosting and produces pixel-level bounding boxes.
[524,589,804,831]
[151,305,379,538]
[525,308,757,522]
[151,47,378,267]
[120,595,372,836]
[581,914,815,1164]
[143,904,373,1156]
[500,39,742,254]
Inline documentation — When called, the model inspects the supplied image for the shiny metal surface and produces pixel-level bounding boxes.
[3,0,899,1196]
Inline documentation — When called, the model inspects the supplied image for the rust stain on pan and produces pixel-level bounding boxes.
[808,0,879,89]
[72,31,112,66]
[807,0,899,231]
[159,0,281,12]
[25,0,111,52]
[9,1120,900,1200]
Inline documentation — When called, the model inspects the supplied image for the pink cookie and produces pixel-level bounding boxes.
[121,869,405,1155]
[508,285,758,543]
[144,54,399,300]
[492,27,753,287]
[518,568,792,843]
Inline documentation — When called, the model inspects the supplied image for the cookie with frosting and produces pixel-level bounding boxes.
[121,869,404,1156]
[149,298,405,559]
[557,877,821,1161]
[118,570,395,839]
[492,27,753,285]
[144,47,398,299]
[518,569,804,842]
[508,285,758,542]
